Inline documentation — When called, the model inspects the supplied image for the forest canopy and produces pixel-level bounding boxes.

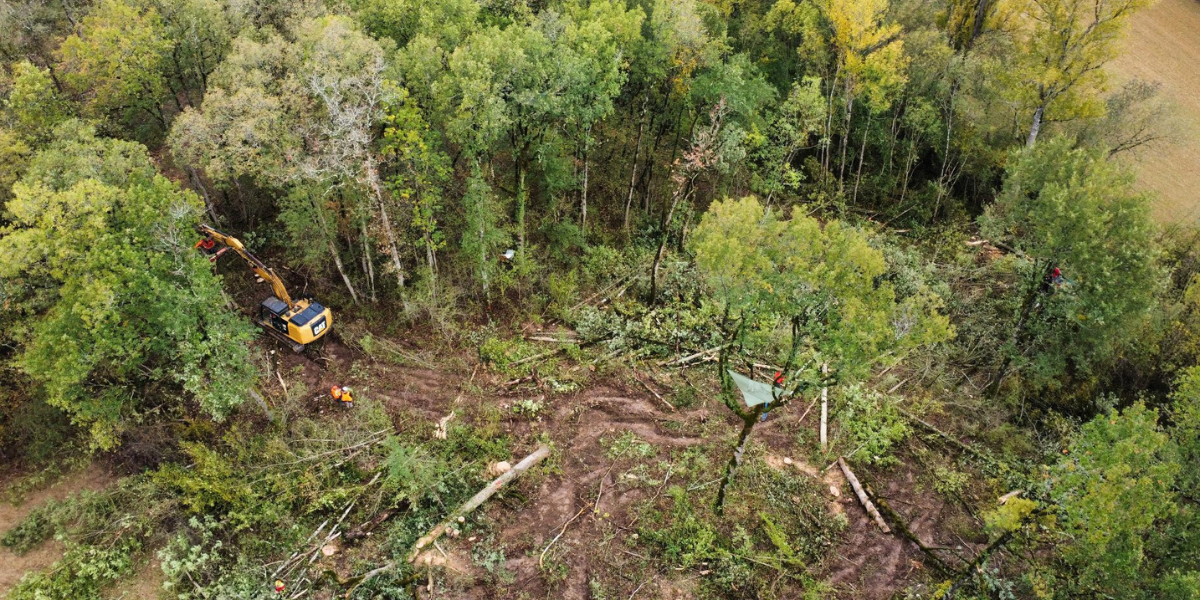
[0,0,1196,598]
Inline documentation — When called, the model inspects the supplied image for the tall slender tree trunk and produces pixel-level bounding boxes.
[361,222,377,302]
[966,0,992,51]
[820,362,829,452]
[580,127,590,233]
[884,102,902,178]
[311,195,359,304]
[852,112,873,204]
[1026,103,1045,147]
[650,175,690,301]
[515,165,527,261]
[624,105,646,234]
[187,167,219,223]
[839,90,855,192]
[822,64,843,177]
[365,155,405,290]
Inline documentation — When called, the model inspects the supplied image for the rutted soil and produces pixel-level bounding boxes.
[1,335,974,599]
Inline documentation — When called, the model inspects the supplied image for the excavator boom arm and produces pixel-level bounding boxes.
[198,225,294,309]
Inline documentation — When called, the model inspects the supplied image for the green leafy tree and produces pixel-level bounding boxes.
[819,0,909,189]
[435,1,643,258]
[57,0,174,131]
[171,17,400,302]
[980,136,1160,399]
[0,121,256,450]
[381,88,451,281]
[0,129,31,206]
[460,162,511,299]
[6,61,74,142]
[1007,0,1156,146]
[688,196,951,512]
[1046,403,1183,596]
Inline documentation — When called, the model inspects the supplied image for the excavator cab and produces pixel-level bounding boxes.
[197,225,333,353]
[259,296,331,352]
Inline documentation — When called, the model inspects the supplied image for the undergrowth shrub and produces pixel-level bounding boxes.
[836,383,912,466]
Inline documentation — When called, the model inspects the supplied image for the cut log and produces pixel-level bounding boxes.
[349,445,551,594]
[838,458,890,533]
[408,444,551,561]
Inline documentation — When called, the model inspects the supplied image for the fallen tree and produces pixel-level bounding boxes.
[349,445,552,593]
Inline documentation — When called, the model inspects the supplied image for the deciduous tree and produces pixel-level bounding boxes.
[0,121,256,450]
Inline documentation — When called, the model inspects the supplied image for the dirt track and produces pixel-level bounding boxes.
[0,466,113,597]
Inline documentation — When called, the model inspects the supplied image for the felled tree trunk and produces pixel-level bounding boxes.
[839,458,890,533]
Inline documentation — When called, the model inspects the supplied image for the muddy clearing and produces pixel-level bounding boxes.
[2,337,972,599]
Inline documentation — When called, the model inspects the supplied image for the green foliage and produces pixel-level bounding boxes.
[1005,0,1155,144]
[603,431,657,460]
[151,442,263,529]
[3,478,167,600]
[983,497,1038,537]
[1,501,55,553]
[1048,403,1180,595]
[981,137,1160,396]
[57,0,173,129]
[1170,368,1200,497]
[382,437,442,503]
[0,121,256,449]
[689,196,952,398]
[8,536,143,600]
[0,128,32,207]
[6,61,73,141]
[933,465,970,497]
[837,383,911,466]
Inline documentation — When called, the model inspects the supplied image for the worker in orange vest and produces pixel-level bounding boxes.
[331,386,354,408]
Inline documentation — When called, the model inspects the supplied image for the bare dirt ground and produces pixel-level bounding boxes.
[0,465,114,597]
[312,343,969,600]
[1109,0,1200,225]
[2,333,974,599]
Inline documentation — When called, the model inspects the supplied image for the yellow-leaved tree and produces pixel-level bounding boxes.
[818,0,909,189]
[1007,0,1156,146]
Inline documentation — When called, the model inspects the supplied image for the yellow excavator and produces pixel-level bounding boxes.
[197,225,333,352]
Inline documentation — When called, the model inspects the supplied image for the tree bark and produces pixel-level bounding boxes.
[966,0,991,51]
[187,167,219,224]
[624,96,648,233]
[839,90,855,191]
[839,458,890,532]
[515,160,527,261]
[361,222,376,303]
[650,175,690,301]
[1026,103,1045,147]
[364,155,405,290]
[407,445,551,561]
[852,112,873,203]
[311,195,360,304]
[580,131,590,234]
[820,362,829,451]
[715,410,762,515]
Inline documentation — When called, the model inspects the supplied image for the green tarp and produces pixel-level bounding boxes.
[728,370,789,407]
